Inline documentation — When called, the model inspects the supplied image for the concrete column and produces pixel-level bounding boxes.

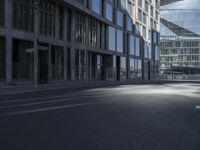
[64,46,68,80]
[97,22,101,49]
[70,10,76,80]
[48,44,52,81]
[63,8,68,81]
[5,0,12,83]
[100,23,105,50]
[84,50,88,81]
[5,36,12,83]
[85,16,89,46]
[85,16,89,81]
[34,1,40,88]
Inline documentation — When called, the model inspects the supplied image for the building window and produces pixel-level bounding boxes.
[51,46,64,80]
[120,57,127,80]
[12,39,34,81]
[39,0,56,37]
[75,49,85,80]
[127,1,132,15]
[105,3,113,22]
[155,45,160,61]
[75,0,84,4]
[0,37,5,81]
[129,35,135,55]
[117,10,124,27]
[117,30,123,53]
[107,56,116,80]
[0,0,5,27]
[108,26,116,51]
[127,17,132,32]
[75,13,86,44]
[130,58,135,79]
[59,6,64,39]
[118,0,126,9]
[91,0,101,15]
[137,59,142,77]
[135,37,140,56]
[67,10,71,41]
[12,0,34,32]
[89,17,97,47]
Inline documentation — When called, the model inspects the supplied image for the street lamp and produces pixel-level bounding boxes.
[33,0,40,90]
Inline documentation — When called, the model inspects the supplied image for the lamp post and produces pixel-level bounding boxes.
[33,0,40,90]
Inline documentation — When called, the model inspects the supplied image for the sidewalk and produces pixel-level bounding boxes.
[0,80,167,96]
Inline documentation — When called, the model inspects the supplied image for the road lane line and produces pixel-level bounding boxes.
[0,97,76,109]
[0,93,88,104]
[0,102,95,117]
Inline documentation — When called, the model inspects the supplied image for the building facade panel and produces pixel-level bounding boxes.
[160,0,200,74]
[0,0,160,85]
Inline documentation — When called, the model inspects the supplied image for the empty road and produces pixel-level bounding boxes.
[0,82,200,150]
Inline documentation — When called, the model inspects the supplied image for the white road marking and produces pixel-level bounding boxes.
[0,102,94,116]
[0,97,75,109]
[0,93,88,104]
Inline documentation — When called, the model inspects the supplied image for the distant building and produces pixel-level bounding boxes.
[0,0,160,85]
[160,0,200,74]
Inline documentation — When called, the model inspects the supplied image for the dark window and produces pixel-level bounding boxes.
[59,6,64,39]
[12,39,34,81]
[75,49,85,80]
[75,0,84,4]
[0,0,5,27]
[39,0,56,37]
[12,0,34,32]
[51,46,64,80]
[67,10,71,41]
[75,13,86,44]
[89,17,97,47]
[0,37,5,80]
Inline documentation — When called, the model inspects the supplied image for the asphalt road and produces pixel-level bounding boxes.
[0,82,200,150]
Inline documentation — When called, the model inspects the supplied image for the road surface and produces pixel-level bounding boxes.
[0,82,200,150]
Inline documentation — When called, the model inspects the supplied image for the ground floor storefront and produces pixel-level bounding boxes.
[0,38,158,85]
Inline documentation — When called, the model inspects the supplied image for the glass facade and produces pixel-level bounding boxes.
[160,0,200,71]
[117,10,124,27]
[120,57,127,80]
[105,3,113,22]
[39,0,56,36]
[75,49,85,80]
[12,0,34,32]
[117,30,123,53]
[161,0,200,36]
[127,17,132,32]
[75,13,86,44]
[0,0,5,27]
[0,37,5,80]
[135,37,140,56]
[130,58,135,79]
[0,0,159,84]
[108,26,116,51]
[107,56,116,80]
[12,39,34,81]
[129,35,135,55]
[89,17,97,47]
[51,46,64,80]
[91,0,101,14]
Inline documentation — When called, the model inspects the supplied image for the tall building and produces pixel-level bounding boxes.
[0,0,160,85]
[160,0,200,74]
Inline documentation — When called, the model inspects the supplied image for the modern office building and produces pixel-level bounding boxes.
[0,0,160,85]
[160,0,200,73]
